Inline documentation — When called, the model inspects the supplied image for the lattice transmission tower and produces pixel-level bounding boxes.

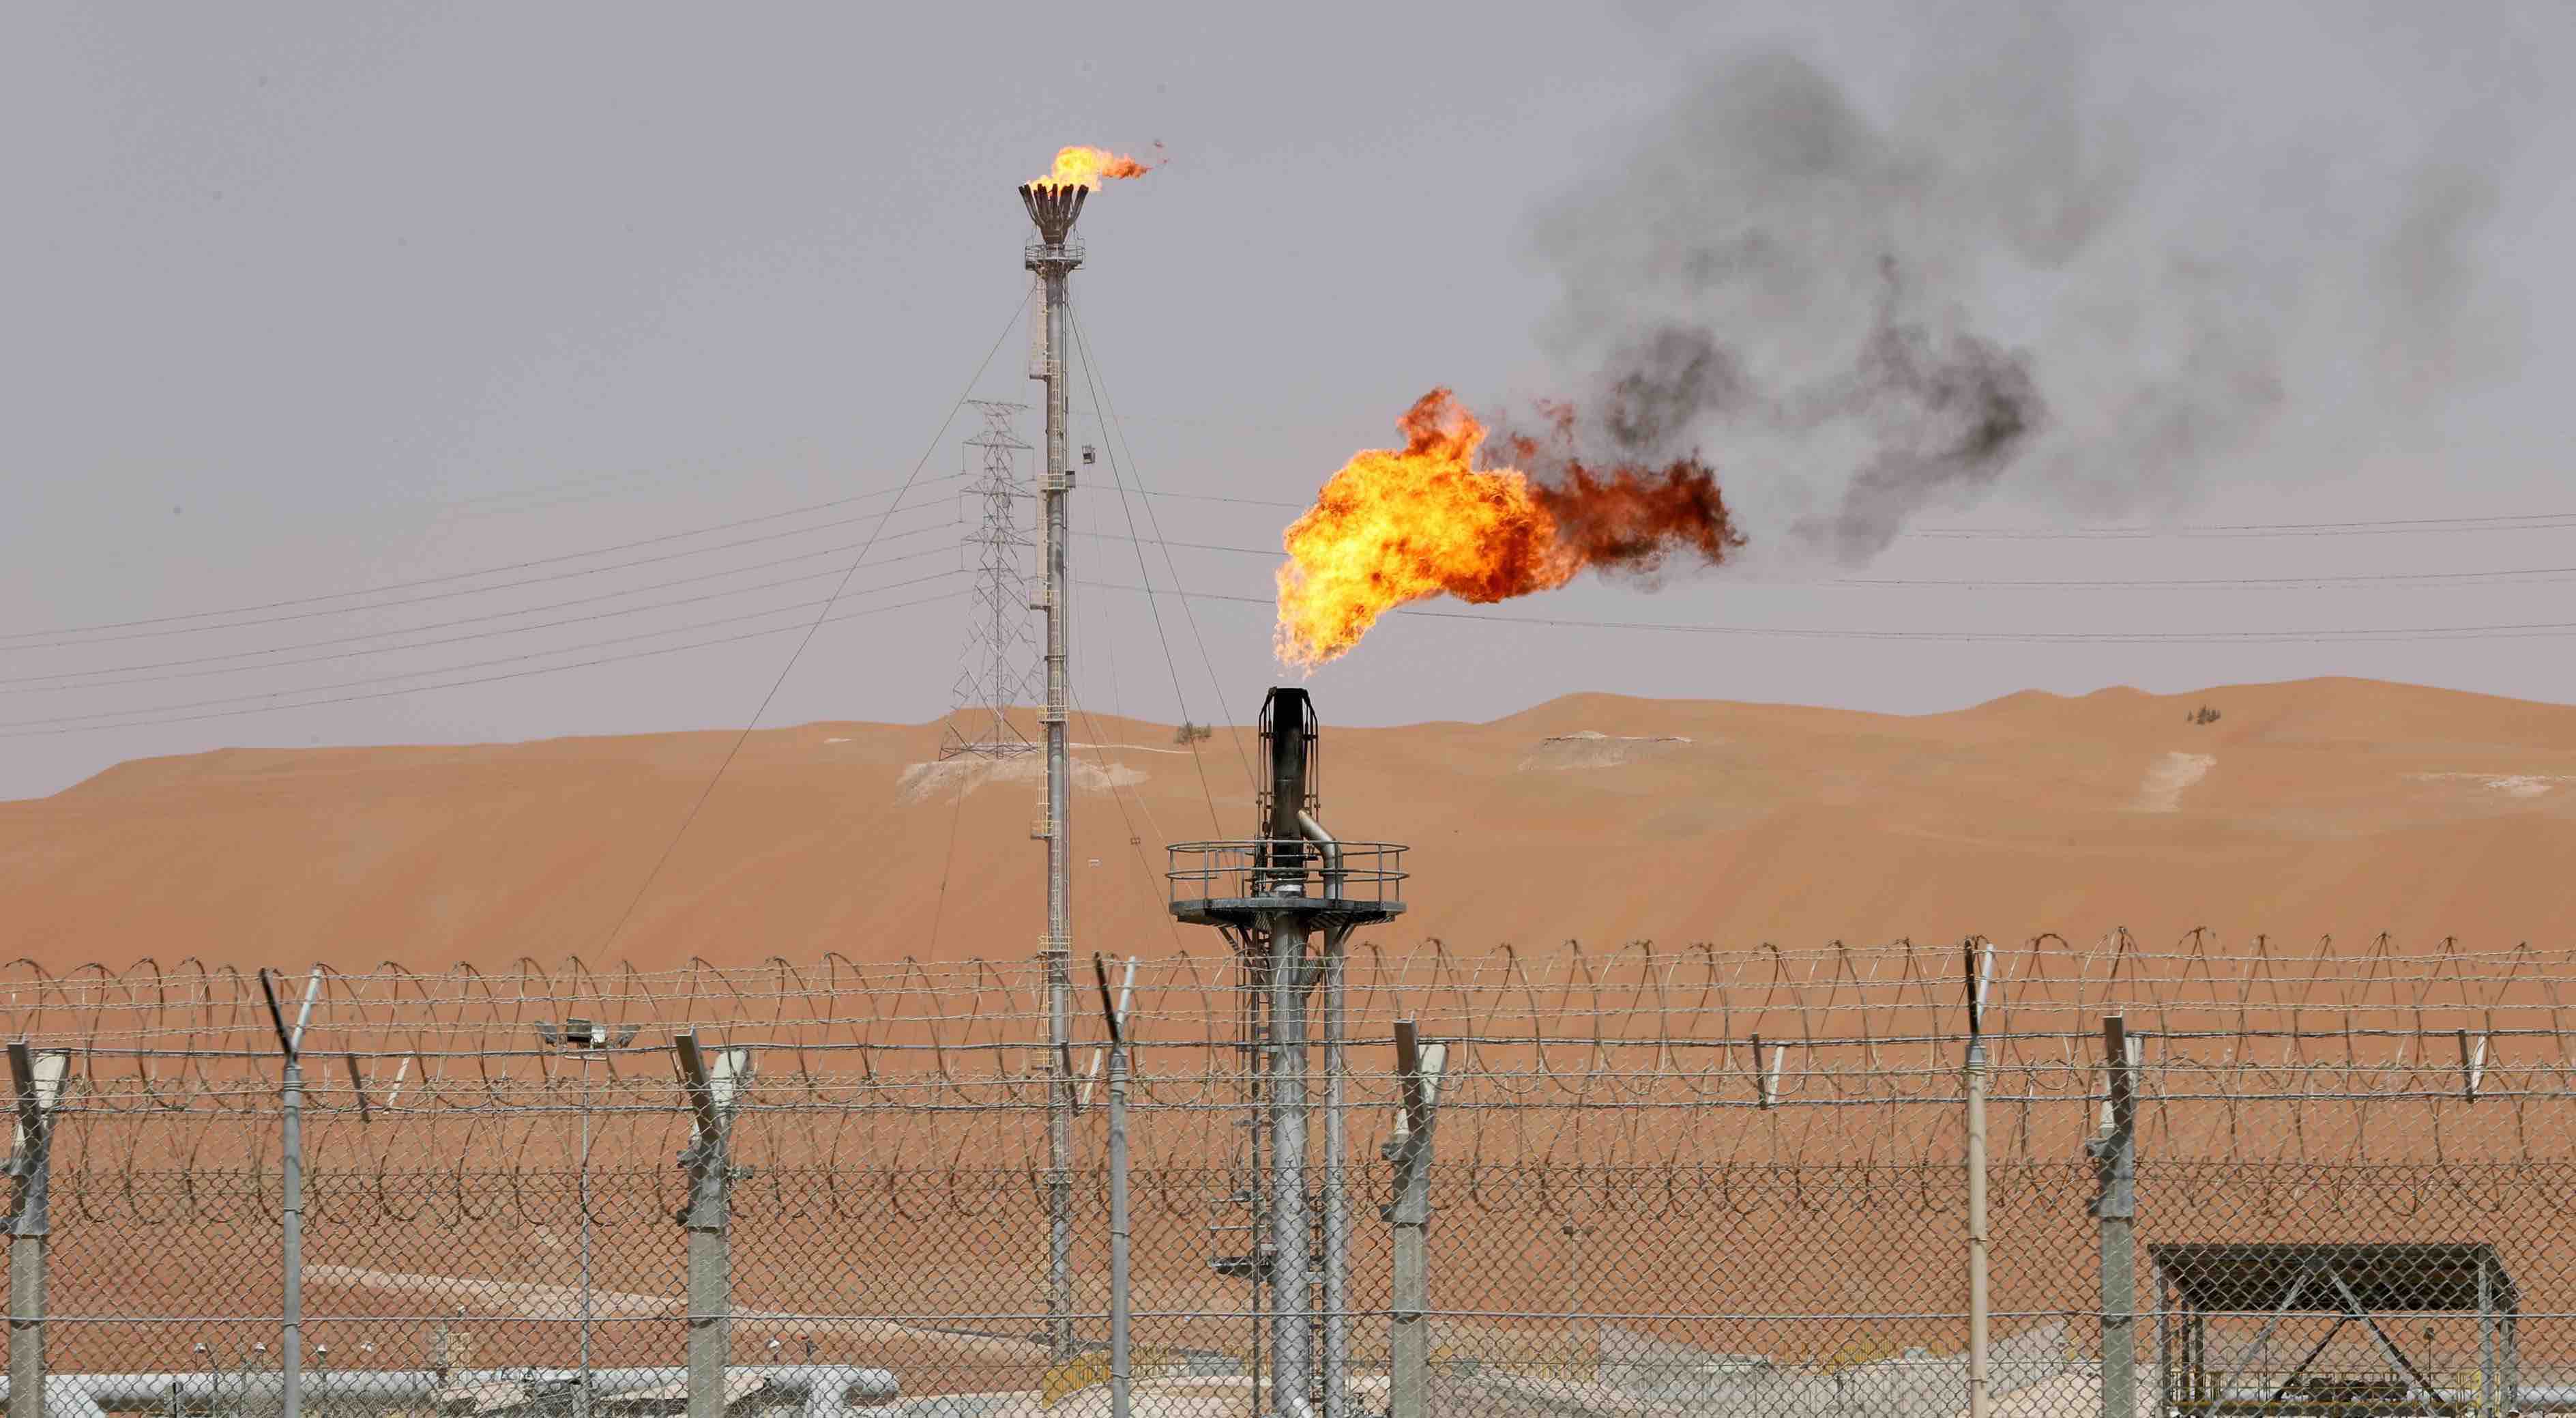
[939,399,1045,759]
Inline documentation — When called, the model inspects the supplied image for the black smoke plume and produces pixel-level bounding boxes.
[1528,13,2533,563]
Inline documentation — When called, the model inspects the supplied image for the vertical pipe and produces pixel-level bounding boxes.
[1266,921,1315,1418]
[1104,1036,1133,1418]
[1036,233,1077,1365]
[1319,934,1349,1418]
[1964,1034,1990,1418]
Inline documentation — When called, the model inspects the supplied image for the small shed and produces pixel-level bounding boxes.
[2149,1243,2515,1416]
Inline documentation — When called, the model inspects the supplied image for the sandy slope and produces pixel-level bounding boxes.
[4,676,2574,971]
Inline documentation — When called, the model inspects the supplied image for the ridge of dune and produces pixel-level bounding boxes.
[4,676,2575,972]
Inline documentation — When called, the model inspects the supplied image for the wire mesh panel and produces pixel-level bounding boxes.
[0,936,2571,1418]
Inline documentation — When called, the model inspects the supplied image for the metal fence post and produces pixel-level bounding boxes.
[1092,957,1134,1418]
[1044,944,1074,1363]
[1963,942,1993,1418]
[260,970,322,1418]
[1384,1021,1446,1418]
[1965,1041,1991,1418]
[2089,1015,2139,1418]
[675,1034,750,1418]
[8,1044,67,1418]
[1320,931,1350,1418]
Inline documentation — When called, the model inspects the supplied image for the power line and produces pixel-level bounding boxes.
[1117,485,2576,541]
[1066,301,1259,802]
[1822,565,2576,590]
[1,567,970,731]
[1133,487,1308,511]
[1912,510,2576,539]
[584,289,1036,958]
[1062,302,1230,829]
[1066,530,2576,592]
[0,587,965,739]
[1068,686,1190,953]
[1,473,964,646]
[920,751,976,958]
[427,463,742,523]
[1079,579,2576,645]
[2,530,961,691]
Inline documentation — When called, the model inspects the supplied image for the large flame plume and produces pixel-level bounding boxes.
[1274,389,1743,667]
[1031,145,1158,191]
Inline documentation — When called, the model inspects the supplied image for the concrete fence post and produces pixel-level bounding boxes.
[1384,1021,1446,1418]
[2089,1015,2140,1418]
[675,1035,751,1418]
[8,1043,68,1418]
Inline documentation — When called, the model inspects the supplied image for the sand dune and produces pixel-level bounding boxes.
[3,676,2574,972]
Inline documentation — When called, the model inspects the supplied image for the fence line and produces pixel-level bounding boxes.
[5,938,2574,1418]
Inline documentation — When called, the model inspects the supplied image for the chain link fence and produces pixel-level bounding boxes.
[3,935,2569,1418]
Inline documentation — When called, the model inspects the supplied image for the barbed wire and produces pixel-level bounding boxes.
[6,931,2567,1053]
[12,936,2573,1213]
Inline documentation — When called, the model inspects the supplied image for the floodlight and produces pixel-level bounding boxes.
[707,1047,751,1114]
[1390,1031,1448,1142]
[675,1033,755,1150]
[11,1047,68,1155]
[2098,1034,2143,1131]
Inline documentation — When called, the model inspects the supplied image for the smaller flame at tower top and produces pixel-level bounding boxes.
[1030,144,1159,192]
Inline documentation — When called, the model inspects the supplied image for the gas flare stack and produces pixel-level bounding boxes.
[1168,688,1407,1418]
[1018,173,1086,1361]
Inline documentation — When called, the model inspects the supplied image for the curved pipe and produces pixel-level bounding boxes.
[1296,811,1345,901]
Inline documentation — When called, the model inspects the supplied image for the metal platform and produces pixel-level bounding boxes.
[1165,839,1406,930]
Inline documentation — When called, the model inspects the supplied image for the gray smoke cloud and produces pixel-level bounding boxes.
[1528,9,2534,563]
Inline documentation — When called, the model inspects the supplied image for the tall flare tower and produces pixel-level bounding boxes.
[1017,177,1085,1362]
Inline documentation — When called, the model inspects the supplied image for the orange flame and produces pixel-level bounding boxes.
[1031,145,1157,191]
[1274,390,1742,667]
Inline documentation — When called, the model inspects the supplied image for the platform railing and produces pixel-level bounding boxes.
[1164,839,1407,909]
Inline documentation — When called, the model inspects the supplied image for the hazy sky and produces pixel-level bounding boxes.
[4,1,2572,800]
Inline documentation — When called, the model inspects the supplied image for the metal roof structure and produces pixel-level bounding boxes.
[2150,1243,2519,1417]
[2150,1243,2517,1316]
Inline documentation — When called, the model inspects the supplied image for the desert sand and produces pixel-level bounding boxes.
[4,676,2574,973]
